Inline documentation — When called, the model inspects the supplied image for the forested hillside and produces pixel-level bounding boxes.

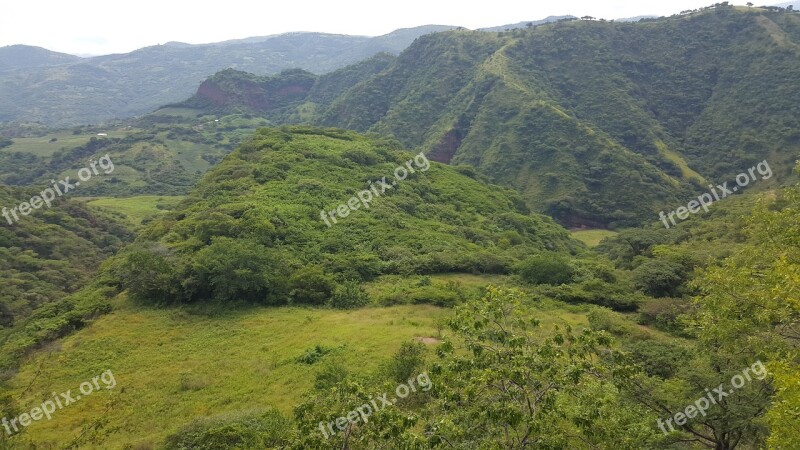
[182,6,800,226]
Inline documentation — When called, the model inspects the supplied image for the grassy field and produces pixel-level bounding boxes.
[6,300,449,449]
[84,196,184,227]
[1,130,130,157]
[570,229,618,247]
[4,278,596,449]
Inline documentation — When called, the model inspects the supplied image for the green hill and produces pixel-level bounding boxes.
[180,7,800,227]
[106,126,578,306]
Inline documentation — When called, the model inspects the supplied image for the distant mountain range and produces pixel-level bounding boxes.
[0,16,589,127]
[0,45,81,72]
[0,26,456,126]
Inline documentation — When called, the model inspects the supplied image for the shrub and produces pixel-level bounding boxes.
[625,340,691,379]
[329,280,370,309]
[632,259,687,297]
[518,254,576,285]
[387,341,427,383]
[314,361,348,390]
[538,280,641,311]
[587,308,640,337]
[297,345,332,365]
[637,297,692,333]
[162,409,292,449]
[289,266,336,305]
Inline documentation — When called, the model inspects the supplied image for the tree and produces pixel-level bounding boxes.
[289,266,335,305]
[111,244,180,304]
[688,176,800,448]
[632,259,687,297]
[328,280,370,309]
[428,287,658,448]
[517,254,576,285]
[190,237,289,304]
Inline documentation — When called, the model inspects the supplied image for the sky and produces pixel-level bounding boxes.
[0,0,754,56]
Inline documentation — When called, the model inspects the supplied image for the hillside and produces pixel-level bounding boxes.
[0,183,132,368]
[0,45,80,72]
[0,26,454,126]
[180,7,800,227]
[106,126,578,307]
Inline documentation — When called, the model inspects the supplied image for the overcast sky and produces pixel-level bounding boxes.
[1,0,753,56]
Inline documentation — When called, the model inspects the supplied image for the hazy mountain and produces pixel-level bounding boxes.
[0,45,80,72]
[0,26,454,126]
[478,16,575,31]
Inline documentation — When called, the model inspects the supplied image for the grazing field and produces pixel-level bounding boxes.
[570,229,618,247]
[85,196,185,227]
[7,300,449,448]
[5,285,597,449]
[1,130,130,157]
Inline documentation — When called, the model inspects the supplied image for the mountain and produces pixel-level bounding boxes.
[179,6,800,228]
[0,26,454,126]
[0,45,81,72]
[478,16,575,31]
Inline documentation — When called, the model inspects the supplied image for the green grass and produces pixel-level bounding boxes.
[570,229,618,247]
[5,290,596,449]
[84,196,184,227]
[2,130,129,157]
[7,301,449,448]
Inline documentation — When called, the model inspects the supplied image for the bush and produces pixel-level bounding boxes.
[289,266,336,305]
[517,254,576,285]
[314,361,348,390]
[189,238,289,305]
[538,280,641,312]
[110,245,180,304]
[162,409,292,449]
[329,280,370,309]
[625,340,691,379]
[296,345,332,365]
[632,259,687,297]
[587,308,643,338]
[387,341,427,383]
[637,297,692,333]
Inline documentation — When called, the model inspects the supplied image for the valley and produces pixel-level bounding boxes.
[0,3,798,449]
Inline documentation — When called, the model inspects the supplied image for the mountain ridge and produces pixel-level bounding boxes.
[175,7,800,227]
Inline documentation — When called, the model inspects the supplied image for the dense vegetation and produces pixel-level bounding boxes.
[0,184,132,370]
[0,5,797,449]
[106,127,579,307]
[182,6,799,227]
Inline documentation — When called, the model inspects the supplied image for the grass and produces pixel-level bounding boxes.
[4,287,594,448]
[6,300,449,448]
[84,196,184,227]
[570,229,618,247]
[2,130,129,158]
